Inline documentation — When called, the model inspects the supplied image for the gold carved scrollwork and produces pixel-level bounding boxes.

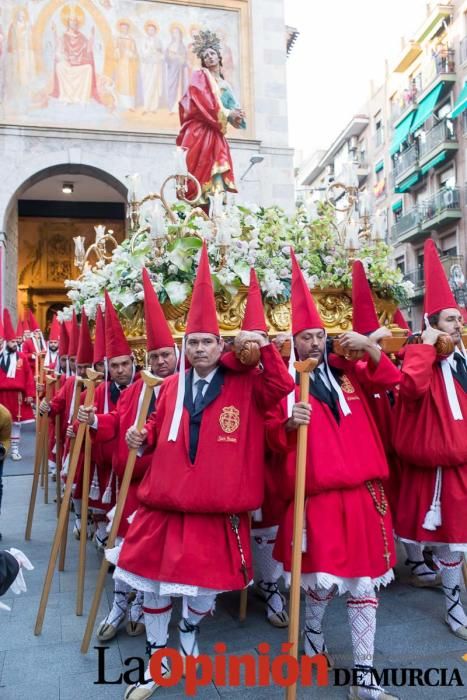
[118,288,399,344]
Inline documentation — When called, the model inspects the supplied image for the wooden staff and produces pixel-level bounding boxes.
[34,369,102,636]
[76,379,94,616]
[239,512,252,622]
[55,412,62,517]
[286,357,317,700]
[81,370,162,653]
[24,374,57,541]
[58,377,84,572]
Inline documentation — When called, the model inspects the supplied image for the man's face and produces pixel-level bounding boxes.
[94,361,105,374]
[185,333,224,374]
[435,308,463,346]
[16,336,22,344]
[6,340,17,353]
[109,355,134,386]
[149,347,177,378]
[49,341,59,352]
[60,356,68,372]
[294,328,326,364]
[77,363,91,379]
[69,356,77,373]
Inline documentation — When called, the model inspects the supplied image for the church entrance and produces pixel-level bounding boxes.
[13,164,127,332]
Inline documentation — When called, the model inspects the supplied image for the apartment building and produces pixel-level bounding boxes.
[297,1,467,329]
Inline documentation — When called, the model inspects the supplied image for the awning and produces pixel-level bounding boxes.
[390,112,415,155]
[420,150,447,175]
[395,172,420,193]
[410,83,444,133]
[391,199,403,212]
[450,82,467,119]
[374,160,384,173]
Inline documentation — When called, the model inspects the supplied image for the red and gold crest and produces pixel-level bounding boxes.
[219,405,240,434]
[340,374,355,394]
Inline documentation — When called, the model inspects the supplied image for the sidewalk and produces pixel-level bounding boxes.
[0,424,465,699]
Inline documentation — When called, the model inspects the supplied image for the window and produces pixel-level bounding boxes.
[375,114,384,147]
[462,110,467,135]
[440,232,457,257]
[394,208,403,223]
[416,252,425,285]
[395,256,405,275]
[439,166,455,189]
[358,139,367,166]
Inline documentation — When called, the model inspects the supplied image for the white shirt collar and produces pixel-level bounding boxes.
[192,367,218,387]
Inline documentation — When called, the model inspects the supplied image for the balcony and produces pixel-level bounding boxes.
[420,186,462,230]
[393,143,419,184]
[419,119,458,169]
[390,206,423,243]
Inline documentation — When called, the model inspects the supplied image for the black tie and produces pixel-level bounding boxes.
[110,382,123,405]
[453,354,467,392]
[0,354,10,373]
[194,379,207,413]
[312,367,340,424]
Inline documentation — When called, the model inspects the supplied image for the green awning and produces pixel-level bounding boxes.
[420,150,447,175]
[450,82,467,119]
[390,112,415,155]
[395,172,420,193]
[410,83,444,133]
[391,199,403,212]
[374,160,384,173]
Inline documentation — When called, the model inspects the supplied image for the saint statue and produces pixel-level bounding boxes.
[176,30,246,204]
[50,5,100,105]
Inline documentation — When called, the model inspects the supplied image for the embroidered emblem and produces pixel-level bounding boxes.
[340,374,355,394]
[219,405,240,434]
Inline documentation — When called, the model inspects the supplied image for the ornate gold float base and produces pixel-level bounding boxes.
[119,288,402,361]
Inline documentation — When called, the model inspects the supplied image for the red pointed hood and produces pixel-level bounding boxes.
[58,320,69,356]
[291,249,324,335]
[29,309,41,332]
[424,239,457,317]
[48,315,60,342]
[393,307,411,332]
[186,243,219,336]
[351,260,380,335]
[67,311,79,358]
[142,268,174,351]
[22,316,30,333]
[76,309,94,365]
[0,315,5,340]
[16,319,23,338]
[242,268,268,333]
[93,305,106,364]
[104,291,132,359]
[3,310,16,342]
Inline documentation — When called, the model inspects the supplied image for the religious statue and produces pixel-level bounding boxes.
[176,30,246,205]
[140,20,164,114]
[114,19,139,111]
[50,5,100,105]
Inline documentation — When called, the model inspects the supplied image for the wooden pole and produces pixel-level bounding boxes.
[239,512,252,621]
[55,413,62,518]
[58,378,83,572]
[81,371,162,654]
[34,369,102,636]
[76,396,93,616]
[286,357,316,700]
[25,374,57,540]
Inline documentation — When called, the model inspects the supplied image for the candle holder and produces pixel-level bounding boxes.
[73,227,118,275]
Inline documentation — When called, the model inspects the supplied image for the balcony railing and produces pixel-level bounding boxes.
[419,119,456,160]
[393,143,418,180]
[391,206,422,241]
[434,48,455,76]
[421,186,461,223]
[404,267,425,288]
[460,36,467,64]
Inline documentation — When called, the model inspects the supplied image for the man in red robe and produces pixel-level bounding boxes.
[108,244,293,700]
[87,291,136,550]
[78,268,178,645]
[266,252,400,700]
[0,310,35,460]
[393,239,467,640]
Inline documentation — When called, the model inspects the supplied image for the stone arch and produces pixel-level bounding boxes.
[1,157,128,316]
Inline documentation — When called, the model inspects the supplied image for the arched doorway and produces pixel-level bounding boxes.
[4,163,127,327]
